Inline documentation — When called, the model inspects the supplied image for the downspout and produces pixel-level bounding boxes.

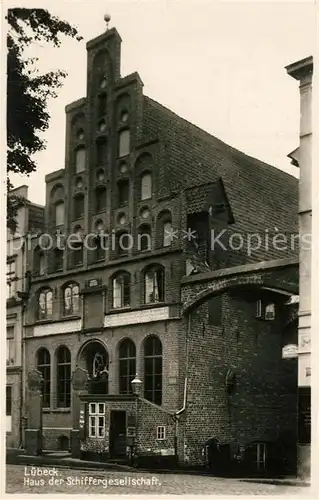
[175,311,191,461]
[19,237,26,449]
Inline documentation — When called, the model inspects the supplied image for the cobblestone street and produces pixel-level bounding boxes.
[6,465,309,495]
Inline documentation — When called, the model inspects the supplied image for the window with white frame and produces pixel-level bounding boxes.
[89,403,105,438]
[156,425,166,440]
[7,260,16,299]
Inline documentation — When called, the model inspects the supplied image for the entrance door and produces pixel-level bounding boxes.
[109,411,126,458]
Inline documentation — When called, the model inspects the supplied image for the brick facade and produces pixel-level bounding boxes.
[22,24,299,471]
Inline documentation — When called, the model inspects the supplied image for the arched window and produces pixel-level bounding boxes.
[75,147,86,173]
[138,224,151,252]
[95,186,106,212]
[34,247,45,276]
[37,348,51,408]
[119,339,136,394]
[96,136,107,164]
[163,221,172,247]
[56,346,71,408]
[38,288,53,320]
[74,194,85,219]
[118,129,130,158]
[144,266,165,304]
[112,272,130,308]
[63,283,80,315]
[141,173,152,200]
[54,201,64,226]
[117,179,129,206]
[53,248,63,272]
[144,336,162,405]
[156,211,172,248]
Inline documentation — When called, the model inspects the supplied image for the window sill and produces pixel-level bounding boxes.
[43,408,71,413]
[141,301,165,308]
[109,306,131,314]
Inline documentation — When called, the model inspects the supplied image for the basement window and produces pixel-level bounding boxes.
[156,426,166,440]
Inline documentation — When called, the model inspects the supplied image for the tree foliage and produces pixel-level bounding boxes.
[7,8,82,231]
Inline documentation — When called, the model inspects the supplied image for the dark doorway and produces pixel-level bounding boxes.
[109,411,126,459]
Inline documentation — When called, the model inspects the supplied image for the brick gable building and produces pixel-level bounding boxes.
[23,25,299,472]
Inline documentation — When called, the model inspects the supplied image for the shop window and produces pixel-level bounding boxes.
[119,339,136,394]
[144,336,162,406]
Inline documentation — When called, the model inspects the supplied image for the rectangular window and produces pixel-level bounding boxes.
[118,129,130,158]
[88,402,105,438]
[55,202,64,226]
[6,386,12,433]
[255,443,266,471]
[6,327,15,365]
[6,261,16,299]
[6,386,12,416]
[118,180,129,206]
[208,295,222,325]
[156,426,166,440]
[75,148,86,173]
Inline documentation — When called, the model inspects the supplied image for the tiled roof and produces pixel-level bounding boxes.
[143,96,298,263]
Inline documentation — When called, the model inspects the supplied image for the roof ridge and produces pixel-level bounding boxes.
[144,95,298,182]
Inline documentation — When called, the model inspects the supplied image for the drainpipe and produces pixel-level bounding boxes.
[174,312,191,462]
[19,237,26,449]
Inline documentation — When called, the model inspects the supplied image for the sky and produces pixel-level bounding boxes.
[7,0,317,206]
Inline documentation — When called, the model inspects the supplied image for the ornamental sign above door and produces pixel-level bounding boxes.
[282,344,298,359]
